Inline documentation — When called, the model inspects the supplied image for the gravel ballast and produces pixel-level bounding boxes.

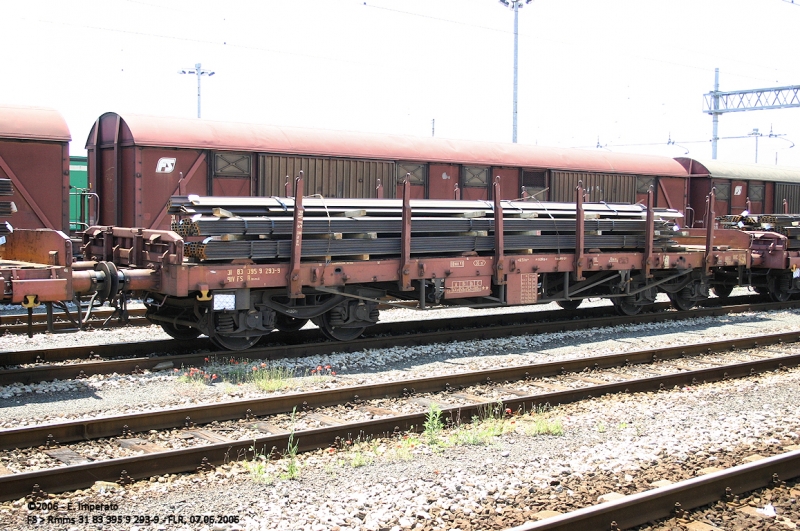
[1,294,799,530]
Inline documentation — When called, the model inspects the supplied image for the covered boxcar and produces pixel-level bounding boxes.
[0,104,71,232]
[85,112,690,231]
[677,157,800,225]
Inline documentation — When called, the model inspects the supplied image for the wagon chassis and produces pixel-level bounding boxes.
[2,176,799,349]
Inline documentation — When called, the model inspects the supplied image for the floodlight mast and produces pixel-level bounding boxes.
[178,62,215,118]
[498,0,532,143]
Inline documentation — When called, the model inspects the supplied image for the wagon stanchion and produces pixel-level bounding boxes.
[574,181,585,281]
[493,176,505,288]
[644,187,654,279]
[288,172,305,299]
[399,174,413,292]
[705,188,716,277]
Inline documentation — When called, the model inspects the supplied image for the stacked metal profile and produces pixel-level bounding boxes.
[0,179,15,235]
[168,195,680,262]
[719,213,800,249]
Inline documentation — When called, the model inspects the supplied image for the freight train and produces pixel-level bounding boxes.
[1,104,800,349]
[4,104,800,235]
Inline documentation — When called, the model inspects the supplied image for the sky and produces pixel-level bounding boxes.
[3,0,799,166]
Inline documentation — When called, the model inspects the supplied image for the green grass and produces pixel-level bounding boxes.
[174,356,339,392]
[523,415,564,436]
[251,365,294,392]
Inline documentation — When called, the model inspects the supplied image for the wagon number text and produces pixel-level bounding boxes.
[225,267,281,283]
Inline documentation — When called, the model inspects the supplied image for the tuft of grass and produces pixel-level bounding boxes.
[250,364,294,392]
[524,416,564,436]
[519,405,565,437]
[450,420,505,445]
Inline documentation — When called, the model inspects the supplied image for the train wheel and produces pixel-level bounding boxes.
[317,311,366,341]
[210,333,261,351]
[612,298,641,316]
[161,322,201,340]
[668,292,696,311]
[556,299,582,311]
[711,285,733,299]
[275,314,309,332]
[768,275,792,302]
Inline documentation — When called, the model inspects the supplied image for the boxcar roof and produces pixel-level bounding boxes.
[675,157,800,183]
[0,104,71,142]
[88,112,689,177]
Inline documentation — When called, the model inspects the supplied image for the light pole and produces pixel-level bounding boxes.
[749,128,761,163]
[178,63,215,118]
[498,0,532,143]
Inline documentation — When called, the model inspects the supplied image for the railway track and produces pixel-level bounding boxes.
[1,298,797,386]
[0,307,148,335]
[2,331,799,502]
[506,449,800,530]
[0,294,767,336]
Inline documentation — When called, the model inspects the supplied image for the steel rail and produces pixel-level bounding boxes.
[3,304,630,365]
[0,292,762,337]
[0,307,145,327]
[505,449,800,531]
[0,310,149,335]
[1,347,798,501]
[0,298,796,386]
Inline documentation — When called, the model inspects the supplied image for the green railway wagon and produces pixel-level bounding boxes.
[69,155,88,231]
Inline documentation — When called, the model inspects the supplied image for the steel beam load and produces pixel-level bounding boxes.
[172,194,680,263]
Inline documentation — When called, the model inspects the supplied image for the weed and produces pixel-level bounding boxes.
[306,364,337,385]
[243,442,274,484]
[175,366,218,386]
[323,460,340,476]
[596,421,606,433]
[349,450,373,468]
[280,409,300,480]
[280,432,300,480]
[389,434,418,461]
[423,404,444,445]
